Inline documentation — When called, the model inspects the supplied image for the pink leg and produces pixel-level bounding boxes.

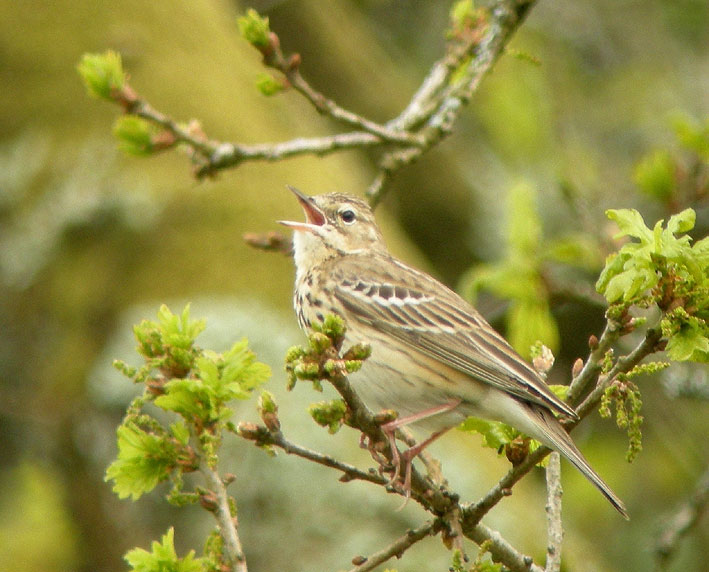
[400,427,451,494]
[380,399,462,494]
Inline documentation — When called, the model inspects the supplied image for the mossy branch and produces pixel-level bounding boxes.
[78,0,537,201]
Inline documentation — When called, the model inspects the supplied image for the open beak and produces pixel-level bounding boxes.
[277,186,326,232]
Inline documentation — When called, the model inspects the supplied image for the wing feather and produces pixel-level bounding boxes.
[332,256,578,419]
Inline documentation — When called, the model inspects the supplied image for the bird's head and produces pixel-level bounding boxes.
[278,187,386,272]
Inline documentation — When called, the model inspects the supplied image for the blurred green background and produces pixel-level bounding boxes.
[1,1,707,570]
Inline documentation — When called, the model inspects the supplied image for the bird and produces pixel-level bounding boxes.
[278,186,628,518]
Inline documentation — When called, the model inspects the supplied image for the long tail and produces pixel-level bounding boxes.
[532,406,629,519]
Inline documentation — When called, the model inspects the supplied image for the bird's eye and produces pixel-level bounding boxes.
[339,209,356,224]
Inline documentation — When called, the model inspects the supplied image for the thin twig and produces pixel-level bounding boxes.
[463,322,663,526]
[463,445,550,526]
[266,429,389,487]
[467,522,543,572]
[121,88,398,178]
[348,520,442,572]
[576,326,663,419]
[367,0,537,205]
[286,71,423,146]
[126,97,218,157]
[200,459,248,572]
[255,26,422,146]
[566,320,619,406]
[195,132,386,178]
[544,452,564,572]
[326,370,457,514]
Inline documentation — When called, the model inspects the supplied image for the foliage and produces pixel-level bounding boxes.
[68,2,709,570]
[634,113,708,205]
[107,304,270,570]
[237,9,271,49]
[113,116,156,156]
[464,182,585,357]
[125,528,207,572]
[76,50,125,100]
[285,314,371,392]
[308,399,347,434]
[459,417,518,451]
[597,208,709,362]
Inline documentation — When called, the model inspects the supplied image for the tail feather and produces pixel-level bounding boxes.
[533,406,629,519]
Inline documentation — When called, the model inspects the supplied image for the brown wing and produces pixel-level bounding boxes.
[332,254,578,419]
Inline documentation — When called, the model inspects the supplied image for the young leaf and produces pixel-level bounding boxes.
[237,9,271,48]
[105,422,178,500]
[633,150,675,201]
[459,417,518,450]
[77,51,125,100]
[125,527,205,572]
[665,319,709,362]
[113,116,154,156]
[255,73,284,96]
[606,209,654,243]
[507,182,541,257]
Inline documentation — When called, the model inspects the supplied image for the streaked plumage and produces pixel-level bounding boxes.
[280,188,627,518]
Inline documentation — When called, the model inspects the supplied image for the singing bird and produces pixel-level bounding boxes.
[279,187,627,518]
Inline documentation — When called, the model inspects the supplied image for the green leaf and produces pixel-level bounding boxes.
[507,298,559,358]
[221,339,271,393]
[459,417,518,450]
[603,256,656,303]
[155,340,270,424]
[507,182,541,257]
[131,304,205,377]
[633,150,675,201]
[160,304,207,348]
[549,384,570,402]
[170,422,190,446]
[606,209,654,243]
[113,116,154,156]
[105,422,177,500]
[237,9,271,48]
[543,234,603,271]
[665,322,709,362]
[77,50,125,100]
[671,112,709,160]
[596,208,704,304]
[666,208,696,236]
[125,528,206,572]
[255,73,284,96]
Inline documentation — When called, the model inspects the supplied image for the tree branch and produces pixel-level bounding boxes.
[237,423,388,487]
[467,522,543,572]
[194,132,386,178]
[347,520,442,572]
[575,325,663,419]
[544,452,564,572]
[566,319,620,406]
[368,0,538,206]
[91,1,537,202]
[200,458,248,572]
[463,322,663,527]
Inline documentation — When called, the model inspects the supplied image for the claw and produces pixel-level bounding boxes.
[366,400,461,498]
